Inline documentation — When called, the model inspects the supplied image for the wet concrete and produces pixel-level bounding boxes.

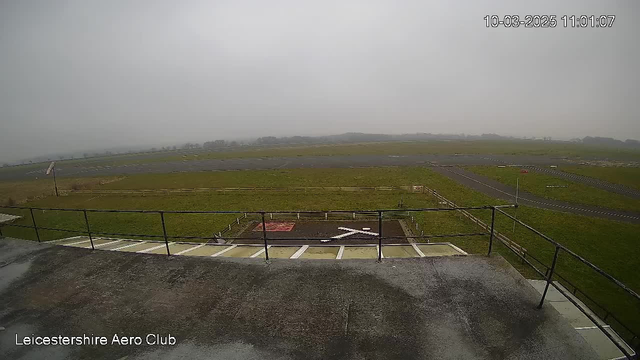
[0,238,598,359]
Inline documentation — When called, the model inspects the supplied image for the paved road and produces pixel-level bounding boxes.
[432,167,640,224]
[1,154,577,181]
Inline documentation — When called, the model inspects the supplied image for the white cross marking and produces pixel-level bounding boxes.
[321,227,379,242]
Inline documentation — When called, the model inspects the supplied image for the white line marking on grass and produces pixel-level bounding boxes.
[137,243,173,253]
[112,241,146,251]
[448,244,468,255]
[291,245,309,259]
[211,245,237,257]
[94,240,122,248]
[411,243,426,257]
[66,239,91,246]
[250,246,271,258]
[337,246,345,259]
[175,244,205,255]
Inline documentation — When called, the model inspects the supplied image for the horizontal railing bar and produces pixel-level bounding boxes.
[499,238,547,279]
[495,207,640,302]
[550,281,634,359]
[496,230,637,345]
[88,231,165,239]
[28,226,85,234]
[0,205,495,214]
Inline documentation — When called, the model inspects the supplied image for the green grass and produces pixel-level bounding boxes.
[465,165,640,212]
[108,140,640,166]
[102,167,438,189]
[1,166,639,342]
[4,139,639,173]
[0,176,122,206]
[562,166,640,190]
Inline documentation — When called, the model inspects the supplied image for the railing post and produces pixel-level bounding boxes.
[83,210,94,250]
[160,211,170,256]
[377,210,383,261]
[29,208,40,242]
[261,212,269,261]
[487,207,496,256]
[538,246,561,309]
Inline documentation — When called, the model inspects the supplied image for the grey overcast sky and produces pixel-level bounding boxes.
[1,0,639,162]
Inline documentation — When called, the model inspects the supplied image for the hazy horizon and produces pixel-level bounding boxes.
[2,0,639,163]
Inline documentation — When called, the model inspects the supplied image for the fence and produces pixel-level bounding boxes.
[0,205,498,259]
[419,187,638,357]
[0,203,637,358]
[62,185,421,196]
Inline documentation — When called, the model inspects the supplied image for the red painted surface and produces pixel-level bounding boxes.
[253,222,296,232]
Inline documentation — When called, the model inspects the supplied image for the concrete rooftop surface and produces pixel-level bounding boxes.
[0,238,598,360]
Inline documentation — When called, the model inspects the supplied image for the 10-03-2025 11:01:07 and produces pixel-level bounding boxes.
[484,15,616,28]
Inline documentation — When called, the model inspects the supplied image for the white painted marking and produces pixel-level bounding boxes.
[574,325,610,330]
[250,246,270,258]
[322,226,378,242]
[112,241,147,251]
[94,239,122,248]
[362,227,371,231]
[66,239,91,246]
[138,243,172,253]
[336,246,345,259]
[330,230,358,240]
[338,227,378,236]
[448,243,468,255]
[211,245,237,257]
[50,236,83,243]
[175,244,205,255]
[290,245,309,259]
[411,243,426,257]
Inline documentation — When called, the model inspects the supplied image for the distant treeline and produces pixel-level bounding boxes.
[7,133,640,167]
[221,132,529,147]
[581,136,640,149]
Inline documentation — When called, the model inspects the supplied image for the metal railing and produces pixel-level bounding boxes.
[0,205,500,259]
[491,207,638,359]
[0,203,637,357]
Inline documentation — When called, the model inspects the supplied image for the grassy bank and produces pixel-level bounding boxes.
[1,166,639,340]
[4,140,640,173]
[0,176,122,206]
[562,166,640,190]
[465,165,640,212]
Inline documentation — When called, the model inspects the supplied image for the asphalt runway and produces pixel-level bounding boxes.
[0,154,576,181]
[431,167,640,224]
